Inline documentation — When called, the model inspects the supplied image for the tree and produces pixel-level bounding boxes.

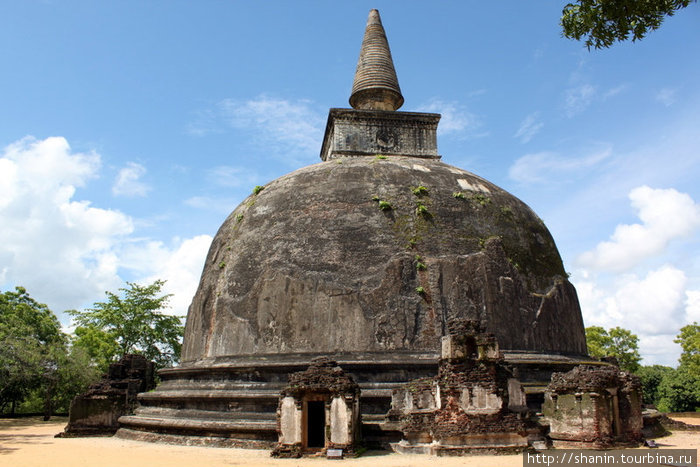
[0,287,98,418]
[0,287,63,414]
[675,322,700,375]
[561,0,696,49]
[69,280,183,369]
[657,367,700,412]
[585,325,641,372]
[71,325,121,373]
[636,364,674,406]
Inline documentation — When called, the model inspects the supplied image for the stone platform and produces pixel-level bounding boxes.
[116,351,595,447]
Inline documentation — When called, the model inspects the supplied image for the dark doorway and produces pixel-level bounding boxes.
[306,400,325,448]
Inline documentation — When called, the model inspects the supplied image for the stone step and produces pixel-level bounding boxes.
[156,380,286,391]
[137,389,280,401]
[118,414,276,433]
[133,407,277,421]
[359,388,393,398]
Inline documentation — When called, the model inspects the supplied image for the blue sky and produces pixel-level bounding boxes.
[1,1,698,366]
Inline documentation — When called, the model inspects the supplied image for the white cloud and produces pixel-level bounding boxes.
[574,265,688,366]
[112,162,151,197]
[219,95,324,155]
[656,87,677,107]
[124,235,212,318]
[686,290,700,323]
[508,147,610,184]
[564,84,596,117]
[0,136,131,313]
[514,112,544,143]
[417,99,483,137]
[0,136,211,323]
[577,186,700,272]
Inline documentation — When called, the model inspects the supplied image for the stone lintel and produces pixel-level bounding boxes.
[320,108,440,161]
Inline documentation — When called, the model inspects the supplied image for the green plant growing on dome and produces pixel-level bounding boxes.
[415,201,429,216]
[411,185,429,196]
[453,191,466,199]
[471,193,491,206]
[253,185,265,195]
[378,200,392,211]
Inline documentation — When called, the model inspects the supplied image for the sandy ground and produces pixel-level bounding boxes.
[1,416,698,467]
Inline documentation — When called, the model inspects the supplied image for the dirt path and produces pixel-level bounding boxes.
[1,417,698,467]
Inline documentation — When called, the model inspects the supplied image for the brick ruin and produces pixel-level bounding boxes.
[59,354,155,437]
[543,364,643,448]
[272,357,361,458]
[387,320,539,455]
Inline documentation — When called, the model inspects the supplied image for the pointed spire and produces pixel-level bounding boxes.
[349,9,404,111]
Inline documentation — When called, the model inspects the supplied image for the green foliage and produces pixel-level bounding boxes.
[585,326,641,372]
[411,185,429,196]
[656,367,700,412]
[415,286,426,295]
[374,154,387,160]
[415,202,430,216]
[636,365,674,406]
[235,213,244,223]
[675,322,700,374]
[378,200,392,211]
[218,261,226,269]
[453,191,466,199]
[561,0,695,49]
[0,287,99,417]
[252,185,265,195]
[471,193,491,206]
[72,325,121,373]
[69,280,183,369]
[414,255,427,271]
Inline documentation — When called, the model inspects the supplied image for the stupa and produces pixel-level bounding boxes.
[118,10,593,448]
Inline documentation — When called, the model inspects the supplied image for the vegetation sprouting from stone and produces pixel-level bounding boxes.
[415,201,429,217]
[253,185,265,195]
[453,191,466,199]
[378,200,392,211]
[415,286,426,295]
[235,213,244,223]
[471,193,491,206]
[415,255,427,271]
[411,185,429,196]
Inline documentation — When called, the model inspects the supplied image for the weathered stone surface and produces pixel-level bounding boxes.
[543,365,643,447]
[182,156,586,363]
[320,109,440,160]
[59,354,155,437]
